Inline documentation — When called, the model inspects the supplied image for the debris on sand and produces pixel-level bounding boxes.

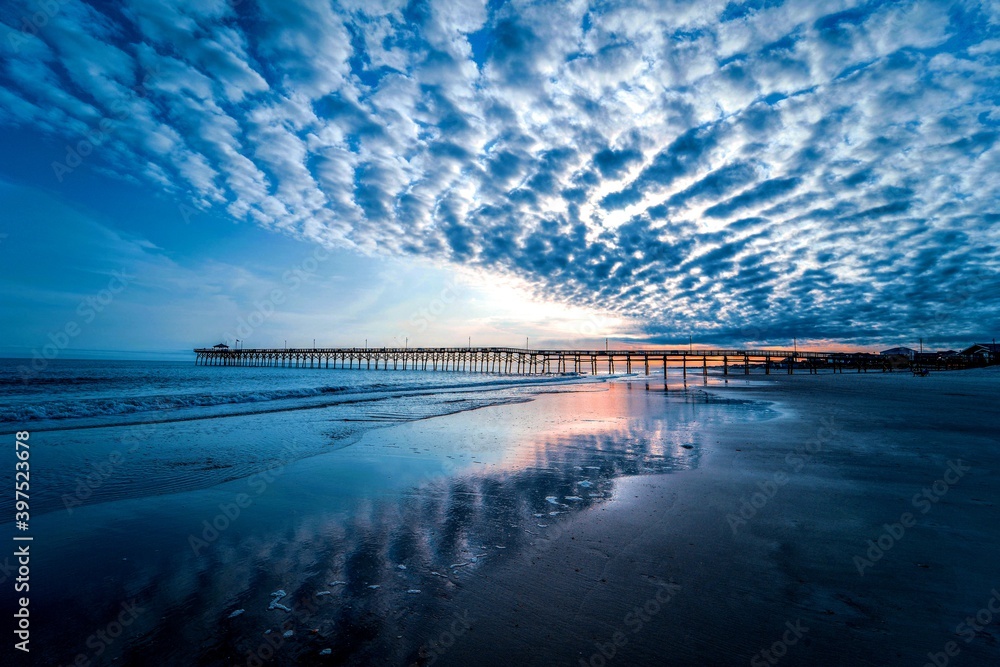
[269,590,291,612]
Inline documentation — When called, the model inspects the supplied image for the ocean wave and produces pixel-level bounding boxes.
[0,385,350,422]
[0,374,119,387]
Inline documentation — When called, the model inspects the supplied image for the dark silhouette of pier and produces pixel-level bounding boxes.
[193,346,901,376]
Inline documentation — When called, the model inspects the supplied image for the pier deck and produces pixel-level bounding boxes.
[192,347,917,376]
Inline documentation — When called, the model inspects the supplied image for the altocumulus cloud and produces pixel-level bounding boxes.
[2,0,999,344]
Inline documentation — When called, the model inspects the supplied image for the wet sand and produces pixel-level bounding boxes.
[401,368,1000,667]
[31,368,999,666]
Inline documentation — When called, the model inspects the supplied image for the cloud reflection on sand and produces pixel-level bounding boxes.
[43,387,774,666]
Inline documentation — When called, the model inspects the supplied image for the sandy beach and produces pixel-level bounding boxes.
[378,369,1000,667]
[19,367,999,667]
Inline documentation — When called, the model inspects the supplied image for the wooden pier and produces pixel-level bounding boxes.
[193,346,902,376]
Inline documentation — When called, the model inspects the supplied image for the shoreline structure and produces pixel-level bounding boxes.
[193,345,972,374]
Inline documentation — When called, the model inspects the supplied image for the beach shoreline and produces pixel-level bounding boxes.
[18,366,1000,666]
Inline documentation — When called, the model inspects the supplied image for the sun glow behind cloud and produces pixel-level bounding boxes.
[458,269,640,346]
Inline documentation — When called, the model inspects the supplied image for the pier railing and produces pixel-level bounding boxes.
[193,346,929,376]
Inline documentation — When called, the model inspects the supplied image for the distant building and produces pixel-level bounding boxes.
[880,346,917,360]
[213,343,230,349]
[960,344,999,364]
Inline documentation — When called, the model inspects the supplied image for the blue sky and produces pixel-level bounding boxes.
[1,0,999,358]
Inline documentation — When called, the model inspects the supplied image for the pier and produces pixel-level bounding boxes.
[193,346,912,376]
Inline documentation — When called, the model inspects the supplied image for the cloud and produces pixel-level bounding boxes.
[1,0,999,344]
[704,176,800,218]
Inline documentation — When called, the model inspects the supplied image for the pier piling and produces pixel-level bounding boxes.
[193,347,897,378]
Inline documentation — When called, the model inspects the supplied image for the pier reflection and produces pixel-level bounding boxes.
[38,387,773,666]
